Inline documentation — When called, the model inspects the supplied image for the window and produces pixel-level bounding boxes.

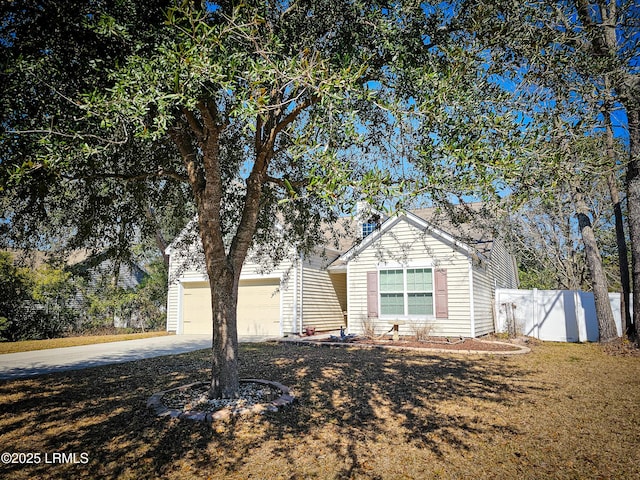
[380,269,404,315]
[361,214,380,238]
[379,268,433,316]
[362,222,377,238]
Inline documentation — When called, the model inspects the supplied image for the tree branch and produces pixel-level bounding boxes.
[272,94,318,138]
[169,125,205,196]
[266,175,309,188]
[64,168,189,183]
[198,99,221,135]
[182,108,204,142]
[9,128,129,146]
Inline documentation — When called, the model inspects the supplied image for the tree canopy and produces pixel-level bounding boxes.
[3,0,637,394]
[3,0,518,396]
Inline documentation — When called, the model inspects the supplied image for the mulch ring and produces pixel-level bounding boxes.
[147,379,295,424]
[301,335,530,354]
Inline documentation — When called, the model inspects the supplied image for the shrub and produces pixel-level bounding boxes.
[361,317,377,339]
[410,321,435,341]
[0,252,35,341]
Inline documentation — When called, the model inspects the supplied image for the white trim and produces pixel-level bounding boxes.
[346,262,351,334]
[179,275,208,283]
[468,258,475,338]
[377,265,436,320]
[279,277,284,337]
[239,273,283,281]
[337,212,486,264]
[177,281,184,334]
[340,215,402,261]
[299,252,304,335]
[178,273,284,283]
[378,260,435,269]
[165,218,198,256]
[293,257,298,333]
[377,261,404,269]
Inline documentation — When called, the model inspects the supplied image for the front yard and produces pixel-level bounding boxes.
[0,341,639,479]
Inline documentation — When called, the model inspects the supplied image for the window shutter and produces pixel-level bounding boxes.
[434,268,448,318]
[367,271,378,318]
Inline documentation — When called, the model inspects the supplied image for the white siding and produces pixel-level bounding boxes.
[166,240,207,333]
[472,263,494,337]
[166,237,297,334]
[473,239,520,337]
[488,239,519,289]
[346,217,473,338]
[166,233,346,335]
[301,252,345,331]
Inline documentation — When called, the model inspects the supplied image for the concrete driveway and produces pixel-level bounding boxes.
[0,334,215,380]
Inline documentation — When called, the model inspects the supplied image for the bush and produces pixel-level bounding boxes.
[0,251,168,340]
[0,252,35,341]
[0,251,79,341]
[410,321,435,341]
[76,260,167,332]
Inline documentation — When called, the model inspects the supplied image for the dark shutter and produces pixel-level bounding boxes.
[435,269,448,318]
[367,271,378,318]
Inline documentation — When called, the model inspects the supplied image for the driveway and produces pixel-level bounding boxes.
[0,335,218,380]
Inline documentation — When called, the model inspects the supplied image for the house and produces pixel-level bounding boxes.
[166,205,519,339]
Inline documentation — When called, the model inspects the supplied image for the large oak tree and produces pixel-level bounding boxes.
[3,1,494,397]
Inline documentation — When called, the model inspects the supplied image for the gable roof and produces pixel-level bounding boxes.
[409,206,495,257]
[169,202,500,267]
[331,204,498,268]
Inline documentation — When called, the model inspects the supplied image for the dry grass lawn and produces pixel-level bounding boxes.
[0,341,639,479]
[0,331,170,354]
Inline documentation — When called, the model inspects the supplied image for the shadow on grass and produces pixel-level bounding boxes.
[0,343,540,479]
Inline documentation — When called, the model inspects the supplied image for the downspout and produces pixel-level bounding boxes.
[468,257,476,338]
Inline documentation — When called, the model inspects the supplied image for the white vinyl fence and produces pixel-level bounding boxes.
[495,289,633,342]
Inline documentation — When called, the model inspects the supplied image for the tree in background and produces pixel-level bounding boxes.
[0,251,80,341]
[0,252,33,341]
[463,0,637,341]
[75,259,168,333]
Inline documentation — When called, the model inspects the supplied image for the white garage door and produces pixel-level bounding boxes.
[181,280,281,337]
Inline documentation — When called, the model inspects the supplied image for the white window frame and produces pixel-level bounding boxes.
[378,265,435,318]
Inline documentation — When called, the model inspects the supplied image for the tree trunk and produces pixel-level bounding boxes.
[603,107,633,339]
[171,115,244,399]
[573,0,639,343]
[626,105,640,344]
[574,189,618,342]
[144,205,170,267]
[208,265,240,398]
[197,201,242,399]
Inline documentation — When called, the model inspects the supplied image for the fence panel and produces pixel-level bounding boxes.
[495,289,631,342]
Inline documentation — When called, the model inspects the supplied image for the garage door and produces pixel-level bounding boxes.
[181,280,280,336]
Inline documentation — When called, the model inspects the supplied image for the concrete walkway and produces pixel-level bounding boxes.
[0,334,215,380]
